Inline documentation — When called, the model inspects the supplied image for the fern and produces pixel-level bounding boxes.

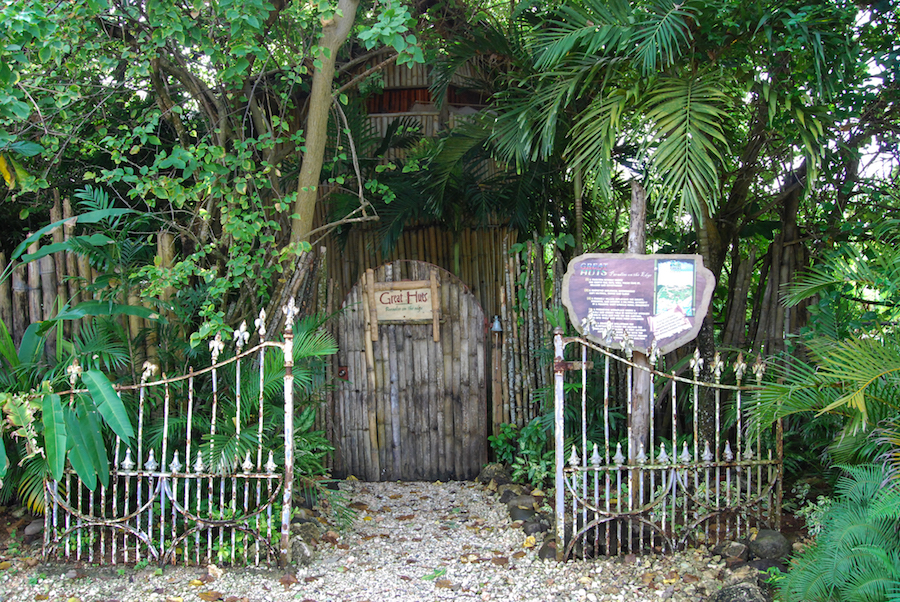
[781,464,900,602]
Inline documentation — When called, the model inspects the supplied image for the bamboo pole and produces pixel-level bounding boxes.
[433,272,446,478]
[428,227,439,269]
[0,252,12,334]
[511,249,523,425]
[503,249,515,425]
[62,198,80,338]
[11,268,27,344]
[40,256,56,360]
[326,276,338,471]
[157,232,175,320]
[439,269,453,477]
[346,288,360,477]
[362,269,379,479]
[50,192,68,338]
[374,265,389,478]
[27,240,41,327]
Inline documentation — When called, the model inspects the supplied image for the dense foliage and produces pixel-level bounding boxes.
[0,0,425,341]
[779,464,900,602]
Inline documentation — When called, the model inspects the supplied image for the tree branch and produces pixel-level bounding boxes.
[336,52,399,96]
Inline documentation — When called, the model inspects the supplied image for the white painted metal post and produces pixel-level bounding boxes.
[280,298,299,566]
[553,328,566,561]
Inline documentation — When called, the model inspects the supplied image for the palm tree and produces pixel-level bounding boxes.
[434,0,864,447]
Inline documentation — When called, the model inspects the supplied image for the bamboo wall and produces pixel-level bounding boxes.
[315,222,552,447]
[0,194,173,365]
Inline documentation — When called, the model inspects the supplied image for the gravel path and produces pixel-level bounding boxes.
[0,480,742,602]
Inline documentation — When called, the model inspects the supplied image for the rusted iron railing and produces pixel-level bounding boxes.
[43,300,305,567]
[553,330,782,561]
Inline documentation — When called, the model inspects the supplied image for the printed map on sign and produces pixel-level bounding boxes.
[562,254,715,354]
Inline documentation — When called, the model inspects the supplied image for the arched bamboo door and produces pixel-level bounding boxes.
[333,260,487,481]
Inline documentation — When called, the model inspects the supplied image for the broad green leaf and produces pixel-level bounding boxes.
[82,370,134,442]
[78,397,110,488]
[17,322,42,366]
[65,404,98,490]
[42,393,67,481]
[8,208,135,264]
[0,205,136,286]
[7,140,42,157]
[48,300,166,326]
[20,234,114,263]
[0,437,7,480]
[0,314,17,369]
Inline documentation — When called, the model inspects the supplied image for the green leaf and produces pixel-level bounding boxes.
[6,141,42,157]
[82,370,134,442]
[42,393,66,481]
[48,300,166,327]
[0,436,7,481]
[80,398,110,488]
[20,234,114,263]
[0,314,17,369]
[64,403,98,490]
[2,206,136,285]
[18,322,43,365]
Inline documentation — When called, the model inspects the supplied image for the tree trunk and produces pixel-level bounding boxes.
[627,181,651,463]
[574,168,584,256]
[291,0,360,243]
[694,203,719,452]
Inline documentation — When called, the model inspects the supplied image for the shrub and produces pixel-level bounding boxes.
[780,464,900,602]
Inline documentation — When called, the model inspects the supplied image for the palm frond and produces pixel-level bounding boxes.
[750,335,900,440]
[566,87,632,195]
[425,116,494,206]
[532,0,632,70]
[641,74,730,218]
[781,463,900,602]
[199,429,260,475]
[815,337,900,426]
[431,19,530,107]
[631,0,699,75]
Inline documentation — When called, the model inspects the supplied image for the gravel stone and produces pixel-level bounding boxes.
[0,480,749,601]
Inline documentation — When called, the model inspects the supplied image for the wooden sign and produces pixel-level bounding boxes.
[375,286,432,321]
[562,254,715,354]
[363,268,441,342]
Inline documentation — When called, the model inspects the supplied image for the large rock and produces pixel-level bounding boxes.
[538,539,558,560]
[506,494,537,512]
[290,536,314,567]
[497,484,527,504]
[747,558,787,574]
[748,529,790,559]
[523,516,550,536]
[24,519,43,537]
[477,463,511,486]
[291,520,323,545]
[507,495,538,522]
[716,540,748,561]
[706,582,771,602]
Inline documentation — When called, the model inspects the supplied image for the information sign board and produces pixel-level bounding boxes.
[375,286,433,322]
[562,254,715,354]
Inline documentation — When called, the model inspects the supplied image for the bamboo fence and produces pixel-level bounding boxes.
[2,195,555,442]
[0,194,175,365]
[316,221,553,436]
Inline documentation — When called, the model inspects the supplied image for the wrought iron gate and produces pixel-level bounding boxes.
[43,301,305,566]
[552,331,782,561]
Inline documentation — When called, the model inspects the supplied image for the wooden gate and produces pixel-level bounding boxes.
[333,261,487,481]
